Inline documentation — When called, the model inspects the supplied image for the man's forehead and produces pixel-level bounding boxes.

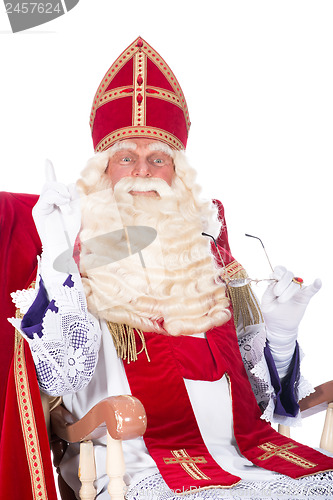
[108,139,174,157]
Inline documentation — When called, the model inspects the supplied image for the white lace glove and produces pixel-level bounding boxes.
[32,160,81,293]
[261,265,322,378]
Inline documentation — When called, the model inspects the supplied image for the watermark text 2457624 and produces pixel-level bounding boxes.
[6,2,61,14]
[3,0,80,33]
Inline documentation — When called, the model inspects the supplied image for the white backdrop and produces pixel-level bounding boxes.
[1,0,332,448]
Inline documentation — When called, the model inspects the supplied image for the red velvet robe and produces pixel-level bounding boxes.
[0,192,57,500]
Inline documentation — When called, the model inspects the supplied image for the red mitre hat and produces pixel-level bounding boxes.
[90,37,191,152]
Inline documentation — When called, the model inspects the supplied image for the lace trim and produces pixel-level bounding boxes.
[261,397,276,423]
[11,274,101,396]
[297,348,315,402]
[126,470,333,499]
[298,375,315,403]
[10,287,38,314]
[237,327,275,416]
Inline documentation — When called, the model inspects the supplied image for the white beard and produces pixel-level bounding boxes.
[77,153,231,336]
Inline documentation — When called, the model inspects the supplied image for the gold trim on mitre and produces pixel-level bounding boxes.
[95,126,185,152]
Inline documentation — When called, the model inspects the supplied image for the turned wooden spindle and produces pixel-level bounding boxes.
[320,402,333,453]
[79,440,97,500]
[106,431,126,500]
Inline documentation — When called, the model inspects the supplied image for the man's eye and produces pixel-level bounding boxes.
[121,157,132,163]
[153,158,163,164]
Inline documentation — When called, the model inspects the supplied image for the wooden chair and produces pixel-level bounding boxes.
[41,392,147,500]
[278,381,333,452]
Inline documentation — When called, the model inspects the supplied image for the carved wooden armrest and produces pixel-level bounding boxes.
[50,395,147,500]
[50,394,147,442]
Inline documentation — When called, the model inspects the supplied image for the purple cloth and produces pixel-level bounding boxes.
[264,342,300,417]
[21,275,74,339]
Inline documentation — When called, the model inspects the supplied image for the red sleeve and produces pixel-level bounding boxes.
[0,192,57,499]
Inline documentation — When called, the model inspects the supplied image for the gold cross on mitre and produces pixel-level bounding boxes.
[163,449,211,480]
[258,442,317,469]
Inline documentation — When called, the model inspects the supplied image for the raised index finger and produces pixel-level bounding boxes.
[45,159,57,183]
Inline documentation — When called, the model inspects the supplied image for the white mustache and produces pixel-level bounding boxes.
[114,177,174,197]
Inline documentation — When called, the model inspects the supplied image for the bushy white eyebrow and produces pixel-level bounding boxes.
[148,142,174,157]
[107,140,174,159]
[108,141,137,157]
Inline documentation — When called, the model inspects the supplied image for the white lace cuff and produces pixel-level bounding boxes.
[9,273,101,396]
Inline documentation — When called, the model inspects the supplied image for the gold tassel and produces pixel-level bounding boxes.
[106,322,150,363]
[225,262,264,330]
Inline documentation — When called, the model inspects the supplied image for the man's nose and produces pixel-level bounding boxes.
[132,158,152,177]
